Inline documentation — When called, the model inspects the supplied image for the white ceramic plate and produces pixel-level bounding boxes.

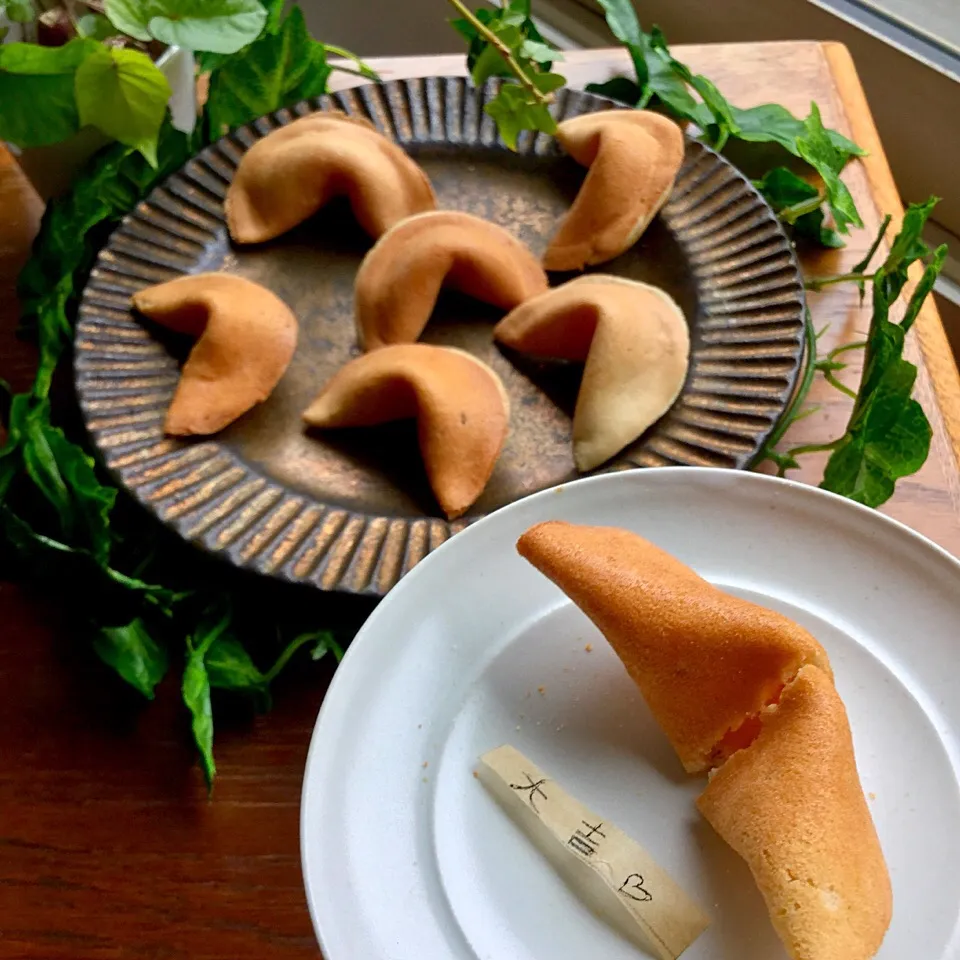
[301,469,960,960]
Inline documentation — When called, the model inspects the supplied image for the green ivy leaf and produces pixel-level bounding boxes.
[3,0,34,23]
[183,647,215,787]
[593,0,648,89]
[485,82,556,150]
[0,506,176,623]
[821,198,942,505]
[821,391,930,507]
[471,38,513,85]
[103,0,152,40]
[755,166,818,207]
[205,5,331,138]
[902,244,947,332]
[638,39,694,114]
[795,102,863,234]
[94,618,169,699]
[182,606,232,788]
[520,39,562,65]
[530,71,565,94]
[75,47,172,166]
[206,633,265,690]
[205,632,273,709]
[793,209,845,249]
[754,167,843,248]
[14,399,116,559]
[152,0,267,54]
[0,39,98,148]
[77,12,119,40]
[204,625,342,715]
[584,76,642,106]
[727,102,864,161]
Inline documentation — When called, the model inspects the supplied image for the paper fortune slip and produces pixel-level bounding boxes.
[478,745,710,960]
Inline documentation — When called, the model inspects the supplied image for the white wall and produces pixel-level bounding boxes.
[300,0,465,56]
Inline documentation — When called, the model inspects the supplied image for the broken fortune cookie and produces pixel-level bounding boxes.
[494,275,689,471]
[225,111,436,244]
[516,520,890,960]
[698,664,892,960]
[544,110,684,271]
[131,273,298,436]
[355,211,549,351]
[302,344,509,519]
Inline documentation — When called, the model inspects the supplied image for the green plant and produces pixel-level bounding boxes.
[758,200,947,506]
[0,0,368,164]
[449,0,564,149]
[3,2,367,788]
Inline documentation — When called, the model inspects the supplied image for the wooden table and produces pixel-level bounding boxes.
[1,42,959,959]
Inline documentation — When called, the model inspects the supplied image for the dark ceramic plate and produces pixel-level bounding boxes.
[75,77,806,596]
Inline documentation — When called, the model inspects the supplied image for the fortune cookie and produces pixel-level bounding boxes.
[516,521,890,960]
[303,344,509,519]
[226,111,436,244]
[516,521,833,773]
[132,273,297,436]
[355,211,549,351]
[494,275,689,471]
[698,665,892,960]
[544,110,684,271]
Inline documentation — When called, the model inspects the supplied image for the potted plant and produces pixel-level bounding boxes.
[0,0,272,197]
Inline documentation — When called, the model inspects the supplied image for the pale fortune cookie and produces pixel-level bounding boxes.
[303,344,509,519]
[225,112,436,244]
[494,275,689,471]
[354,211,548,351]
[131,273,297,436]
[544,110,684,271]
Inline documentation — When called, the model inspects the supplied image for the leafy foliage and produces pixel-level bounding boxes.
[0,32,172,162]
[104,0,267,54]
[756,199,946,501]
[77,12,120,41]
[3,1,370,783]
[1,0,35,23]
[450,0,564,149]
[0,39,99,148]
[821,200,946,505]
[94,619,170,699]
[75,46,172,165]
[755,167,844,249]
[204,5,332,138]
[581,1,865,247]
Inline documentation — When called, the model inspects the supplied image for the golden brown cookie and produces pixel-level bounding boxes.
[355,211,548,351]
[132,273,297,436]
[303,344,509,519]
[544,110,684,271]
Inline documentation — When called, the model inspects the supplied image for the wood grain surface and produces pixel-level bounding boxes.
[1,42,958,960]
